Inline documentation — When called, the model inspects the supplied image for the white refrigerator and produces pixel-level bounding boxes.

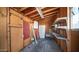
[39,25,45,38]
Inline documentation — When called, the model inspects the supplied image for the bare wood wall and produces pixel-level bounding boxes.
[0,8,33,52]
[71,30,79,51]
[0,8,8,51]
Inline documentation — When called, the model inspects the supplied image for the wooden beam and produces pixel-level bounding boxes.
[28,7,59,18]
[19,7,28,12]
[36,7,44,18]
[32,16,41,20]
[43,8,59,15]
[34,14,57,21]
[25,7,45,16]
[43,7,59,13]
[42,7,55,11]
[32,11,58,21]
[33,13,57,20]
[30,14,39,17]
[25,10,36,15]
[27,12,38,17]
[44,11,58,16]
[30,11,58,19]
[33,16,40,19]
[33,18,40,21]
[44,13,58,18]
[32,18,39,21]
[22,7,35,14]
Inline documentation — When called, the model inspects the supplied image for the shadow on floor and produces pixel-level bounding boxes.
[21,37,62,52]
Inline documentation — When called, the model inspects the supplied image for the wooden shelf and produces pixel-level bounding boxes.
[52,32,67,40]
[51,8,68,52]
[54,17,67,23]
[55,26,67,29]
[51,25,55,26]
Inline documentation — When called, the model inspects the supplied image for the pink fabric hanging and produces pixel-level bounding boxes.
[23,21,30,40]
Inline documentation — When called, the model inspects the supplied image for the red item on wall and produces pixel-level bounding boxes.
[23,21,30,40]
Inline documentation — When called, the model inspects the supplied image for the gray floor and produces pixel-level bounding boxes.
[21,38,62,52]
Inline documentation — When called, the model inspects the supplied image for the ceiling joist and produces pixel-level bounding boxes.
[25,10,36,15]
[30,11,58,18]
[25,7,45,16]
[27,7,59,18]
[36,7,44,18]
[19,7,28,12]
[12,7,60,21]
[44,11,58,16]
[43,7,59,13]
[32,11,58,20]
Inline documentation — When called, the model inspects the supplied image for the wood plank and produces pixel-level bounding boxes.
[32,16,41,20]
[43,7,59,14]
[0,8,8,52]
[25,7,45,16]
[10,9,23,52]
[25,10,37,15]
[44,13,57,18]
[19,7,28,12]
[44,11,58,16]
[36,7,44,18]
[11,27,23,52]
[26,11,38,17]
[21,7,35,14]
[25,8,58,17]
[30,11,58,20]
[42,7,54,11]
[30,13,39,18]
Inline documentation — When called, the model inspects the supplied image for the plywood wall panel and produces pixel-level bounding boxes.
[0,8,33,52]
[59,7,67,17]
[60,40,67,51]
[71,30,79,52]
[0,8,8,51]
[10,14,22,26]
[10,9,23,52]
[10,28,23,52]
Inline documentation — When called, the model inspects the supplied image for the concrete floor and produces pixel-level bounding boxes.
[21,38,62,52]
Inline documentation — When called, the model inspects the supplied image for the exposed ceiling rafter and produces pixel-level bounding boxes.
[25,7,45,16]
[19,7,28,12]
[12,7,60,21]
[25,10,36,15]
[31,11,58,20]
[36,7,44,18]
[43,7,59,13]
[44,11,58,16]
[28,7,59,18]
